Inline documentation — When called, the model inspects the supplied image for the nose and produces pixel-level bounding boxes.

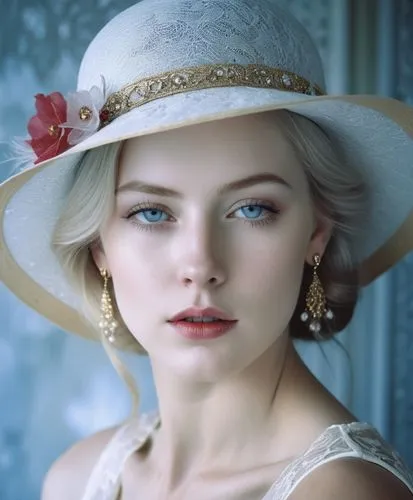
[175,221,227,290]
[179,262,225,289]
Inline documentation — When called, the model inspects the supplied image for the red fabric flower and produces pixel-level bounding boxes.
[27,92,71,164]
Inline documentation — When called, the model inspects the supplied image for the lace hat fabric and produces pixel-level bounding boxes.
[1,0,413,341]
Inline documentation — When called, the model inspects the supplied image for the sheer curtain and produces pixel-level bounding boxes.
[0,1,411,498]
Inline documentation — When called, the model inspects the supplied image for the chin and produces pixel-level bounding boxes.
[162,345,241,382]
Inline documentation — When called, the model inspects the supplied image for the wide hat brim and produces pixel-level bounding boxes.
[1,87,413,341]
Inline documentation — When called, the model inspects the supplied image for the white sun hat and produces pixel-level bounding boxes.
[1,0,413,341]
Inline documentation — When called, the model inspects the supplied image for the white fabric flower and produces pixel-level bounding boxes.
[62,86,105,145]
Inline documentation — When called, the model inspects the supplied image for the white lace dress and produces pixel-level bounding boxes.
[81,411,413,500]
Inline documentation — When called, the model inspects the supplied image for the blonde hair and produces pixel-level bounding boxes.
[51,110,368,409]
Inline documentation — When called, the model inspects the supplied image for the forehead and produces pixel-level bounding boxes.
[117,112,306,190]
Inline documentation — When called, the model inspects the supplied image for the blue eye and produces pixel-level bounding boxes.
[126,204,171,232]
[136,208,168,223]
[237,205,265,219]
[230,202,280,228]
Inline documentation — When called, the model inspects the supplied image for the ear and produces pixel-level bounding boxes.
[90,240,110,274]
[305,214,333,265]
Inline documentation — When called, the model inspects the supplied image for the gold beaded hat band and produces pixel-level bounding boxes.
[1,0,413,343]
[99,63,324,127]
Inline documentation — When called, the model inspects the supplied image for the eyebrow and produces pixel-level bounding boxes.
[116,173,292,198]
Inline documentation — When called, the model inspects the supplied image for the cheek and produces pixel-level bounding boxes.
[246,241,306,293]
[99,228,167,329]
[241,244,304,324]
[104,225,165,279]
[239,214,310,285]
[235,216,311,327]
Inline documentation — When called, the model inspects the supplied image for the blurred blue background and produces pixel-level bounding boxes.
[0,0,412,498]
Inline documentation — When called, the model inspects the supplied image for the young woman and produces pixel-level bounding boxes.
[1,0,413,498]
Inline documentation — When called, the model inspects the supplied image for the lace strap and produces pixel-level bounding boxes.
[261,422,413,500]
[339,423,413,493]
[81,410,160,500]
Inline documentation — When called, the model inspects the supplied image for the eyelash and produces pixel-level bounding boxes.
[124,199,281,232]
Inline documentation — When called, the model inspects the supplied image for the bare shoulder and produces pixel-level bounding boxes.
[41,425,120,500]
[290,458,413,500]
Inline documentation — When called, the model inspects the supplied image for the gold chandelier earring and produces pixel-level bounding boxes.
[99,268,118,343]
[300,254,334,335]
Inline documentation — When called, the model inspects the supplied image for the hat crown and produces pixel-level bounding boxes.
[77,0,326,94]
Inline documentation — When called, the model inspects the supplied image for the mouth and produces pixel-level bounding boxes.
[167,317,238,340]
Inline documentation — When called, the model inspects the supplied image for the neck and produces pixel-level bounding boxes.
[147,335,306,491]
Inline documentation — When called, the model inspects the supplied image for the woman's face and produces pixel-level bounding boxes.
[95,112,330,380]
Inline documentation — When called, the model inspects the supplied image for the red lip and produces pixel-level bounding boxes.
[169,320,237,340]
[168,306,236,322]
